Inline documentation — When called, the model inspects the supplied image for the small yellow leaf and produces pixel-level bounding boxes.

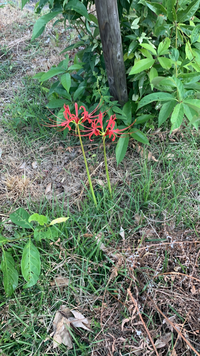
[50,217,69,225]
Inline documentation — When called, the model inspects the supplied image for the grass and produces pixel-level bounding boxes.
[1,5,200,356]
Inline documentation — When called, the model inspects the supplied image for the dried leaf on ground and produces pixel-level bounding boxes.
[155,332,172,349]
[69,310,91,331]
[53,310,72,349]
[45,182,51,194]
[119,226,125,239]
[50,276,69,288]
[32,161,38,169]
[52,305,92,349]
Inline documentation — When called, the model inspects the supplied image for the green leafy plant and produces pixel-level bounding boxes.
[0,208,68,296]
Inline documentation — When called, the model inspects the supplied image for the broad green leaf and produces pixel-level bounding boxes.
[157,38,171,56]
[21,239,41,288]
[183,99,200,112]
[191,25,200,43]
[129,58,155,75]
[50,217,69,225]
[21,0,29,9]
[172,76,185,101]
[28,213,48,226]
[140,43,157,55]
[183,104,198,129]
[116,135,129,165]
[73,86,85,101]
[128,41,138,56]
[65,0,90,20]
[0,235,8,246]
[185,42,193,61]
[177,0,200,23]
[137,93,176,110]
[136,114,154,124]
[149,67,158,90]
[10,208,32,229]
[146,1,167,16]
[1,251,18,296]
[122,102,132,125]
[47,99,68,109]
[170,103,184,130]
[88,13,98,25]
[58,56,69,70]
[34,227,46,242]
[158,57,172,69]
[167,0,177,22]
[33,72,45,80]
[140,49,153,60]
[40,68,66,82]
[169,48,179,62]
[46,226,59,240]
[61,73,71,93]
[158,101,176,126]
[131,130,149,144]
[68,64,83,71]
[32,11,61,40]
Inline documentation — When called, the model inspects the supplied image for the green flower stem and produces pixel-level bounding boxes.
[103,135,112,196]
[77,125,97,207]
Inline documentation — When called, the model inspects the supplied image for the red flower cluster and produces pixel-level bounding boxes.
[46,103,134,141]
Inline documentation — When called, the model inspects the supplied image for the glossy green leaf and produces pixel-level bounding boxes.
[116,135,129,165]
[73,86,85,101]
[32,11,61,40]
[169,48,179,62]
[137,93,176,110]
[167,0,177,22]
[146,1,167,16]
[183,104,198,129]
[128,41,138,56]
[28,213,48,226]
[173,76,185,101]
[10,208,32,229]
[61,73,71,93]
[158,101,176,126]
[68,64,83,71]
[88,13,98,25]
[47,99,68,109]
[21,0,29,9]
[21,239,41,288]
[131,130,149,144]
[140,43,157,55]
[65,0,89,20]
[157,37,171,56]
[157,57,172,69]
[170,103,184,131]
[136,114,154,124]
[185,42,193,61]
[122,102,132,125]
[1,251,18,296]
[40,68,66,82]
[177,0,200,23]
[191,25,200,43]
[183,99,200,112]
[129,58,155,75]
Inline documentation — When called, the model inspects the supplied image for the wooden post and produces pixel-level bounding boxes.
[95,0,128,106]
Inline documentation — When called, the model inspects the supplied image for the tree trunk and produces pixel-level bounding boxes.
[95,0,128,106]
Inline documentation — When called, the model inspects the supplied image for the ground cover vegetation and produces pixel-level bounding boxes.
[0,1,200,355]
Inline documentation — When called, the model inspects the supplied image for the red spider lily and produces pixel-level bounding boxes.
[80,113,135,141]
[42,103,102,131]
